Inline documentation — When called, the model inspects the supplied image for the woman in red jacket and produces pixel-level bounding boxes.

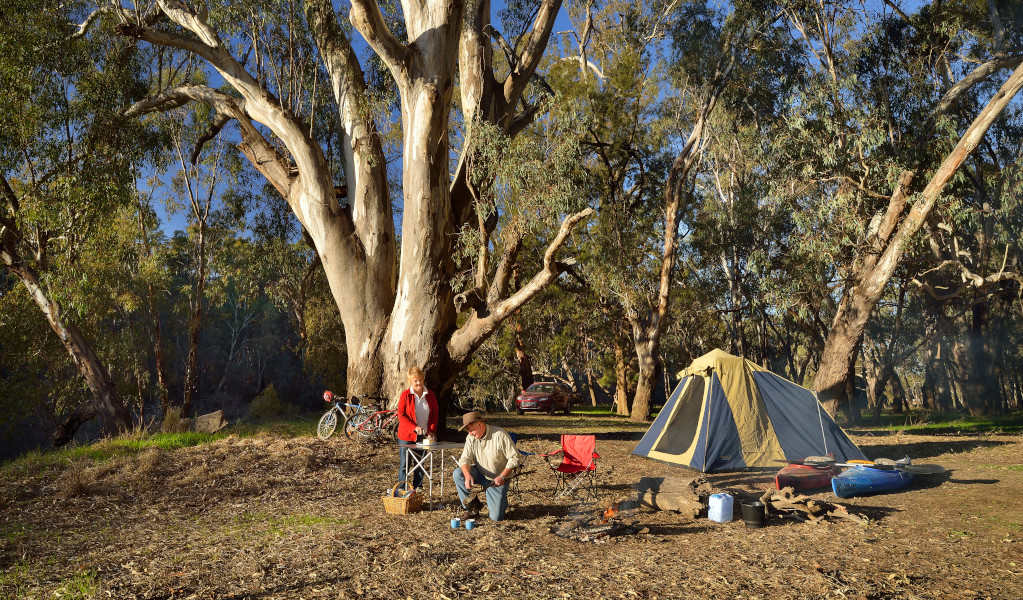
[397,366,438,490]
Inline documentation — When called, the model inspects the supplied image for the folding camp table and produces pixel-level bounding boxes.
[398,441,462,507]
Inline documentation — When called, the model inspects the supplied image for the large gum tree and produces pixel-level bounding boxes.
[112,0,590,421]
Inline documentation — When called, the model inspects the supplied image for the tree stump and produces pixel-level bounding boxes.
[634,476,712,518]
[192,410,227,434]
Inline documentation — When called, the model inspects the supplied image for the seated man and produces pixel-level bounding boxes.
[453,411,521,521]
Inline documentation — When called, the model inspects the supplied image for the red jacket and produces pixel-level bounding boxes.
[397,387,439,442]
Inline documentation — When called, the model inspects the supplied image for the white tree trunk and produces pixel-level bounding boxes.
[118,0,585,428]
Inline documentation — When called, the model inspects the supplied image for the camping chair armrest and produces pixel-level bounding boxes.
[541,449,563,471]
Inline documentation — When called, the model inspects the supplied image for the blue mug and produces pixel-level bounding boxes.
[450,518,460,529]
[464,519,475,530]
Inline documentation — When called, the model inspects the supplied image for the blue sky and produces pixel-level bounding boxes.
[158,0,576,236]
[156,0,937,236]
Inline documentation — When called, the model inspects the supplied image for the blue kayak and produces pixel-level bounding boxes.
[831,464,915,498]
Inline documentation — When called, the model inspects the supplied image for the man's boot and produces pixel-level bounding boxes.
[460,493,483,520]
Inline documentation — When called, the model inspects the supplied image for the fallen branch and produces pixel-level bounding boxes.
[763,487,864,525]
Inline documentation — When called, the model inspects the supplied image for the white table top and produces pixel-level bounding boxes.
[398,441,463,450]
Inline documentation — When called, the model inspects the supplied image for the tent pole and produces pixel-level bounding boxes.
[814,391,830,456]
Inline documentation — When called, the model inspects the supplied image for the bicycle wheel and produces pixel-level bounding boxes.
[317,410,338,440]
[361,414,384,439]
[345,414,373,440]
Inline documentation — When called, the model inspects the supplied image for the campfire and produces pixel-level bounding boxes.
[602,502,619,522]
[554,500,638,543]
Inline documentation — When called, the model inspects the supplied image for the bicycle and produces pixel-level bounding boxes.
[317,391,375,440]
[344,401,399,441]
[318,391,396,441]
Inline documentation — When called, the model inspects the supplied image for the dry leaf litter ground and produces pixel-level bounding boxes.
[1,413,1021,599]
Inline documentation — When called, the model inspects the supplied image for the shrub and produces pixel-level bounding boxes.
[248,385,296,421]
[58,461,99,499]
[161,407,190,434]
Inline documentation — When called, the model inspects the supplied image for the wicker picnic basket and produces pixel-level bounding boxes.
[382,481,424,515]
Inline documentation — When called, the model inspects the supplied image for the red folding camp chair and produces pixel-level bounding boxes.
[541,434,599,501]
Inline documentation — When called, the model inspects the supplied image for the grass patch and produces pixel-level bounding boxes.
[0,522,29,542]
[868,411,1023,435]
[1,432,221,475]
[225,511,351,539]
[277,514,350,528]
[568,405,624,416]
[1,413,320,474]
[53,569,99,600]
[0,561,33,598]
[116,432,219,451]
[228,416,315,438]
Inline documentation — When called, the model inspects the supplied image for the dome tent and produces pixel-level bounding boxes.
[633,349,866,472]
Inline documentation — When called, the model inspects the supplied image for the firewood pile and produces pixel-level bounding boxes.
[631,475,867,527]
[758,487,867,525]
[553,501,641,543]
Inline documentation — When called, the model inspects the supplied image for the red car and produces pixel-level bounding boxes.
[515,382,576,415]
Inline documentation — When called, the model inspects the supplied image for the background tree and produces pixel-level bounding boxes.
[0,1,154,442]
[160,108,249,417]
[778,0,1023,418]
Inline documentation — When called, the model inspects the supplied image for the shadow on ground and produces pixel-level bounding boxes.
[856,438,1011,460]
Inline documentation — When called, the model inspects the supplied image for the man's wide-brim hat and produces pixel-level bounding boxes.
[458,411,485,431]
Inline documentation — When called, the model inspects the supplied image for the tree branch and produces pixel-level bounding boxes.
[911,247,1022,301]
[70,6,114,40]
[926,55,1023,128]
[1,173,21,215]
[482,25,553,131]
[190,112,233,165]
[864,62,1023,300]
[349,0,409,88]
[557,56,605,80]
[988,0,1005,54]
[486,232,523,306]
[448,207,593,362]
[154,0,220,48]
[125,84,292,198]
[306,0,388,216]
[881,0,912,24]
[860,54,1022,263]
[114,7,266,101]
[487,24,517,71]
[501,0,562,117]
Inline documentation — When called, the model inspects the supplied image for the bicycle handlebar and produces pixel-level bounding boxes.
[351,394,390,402]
